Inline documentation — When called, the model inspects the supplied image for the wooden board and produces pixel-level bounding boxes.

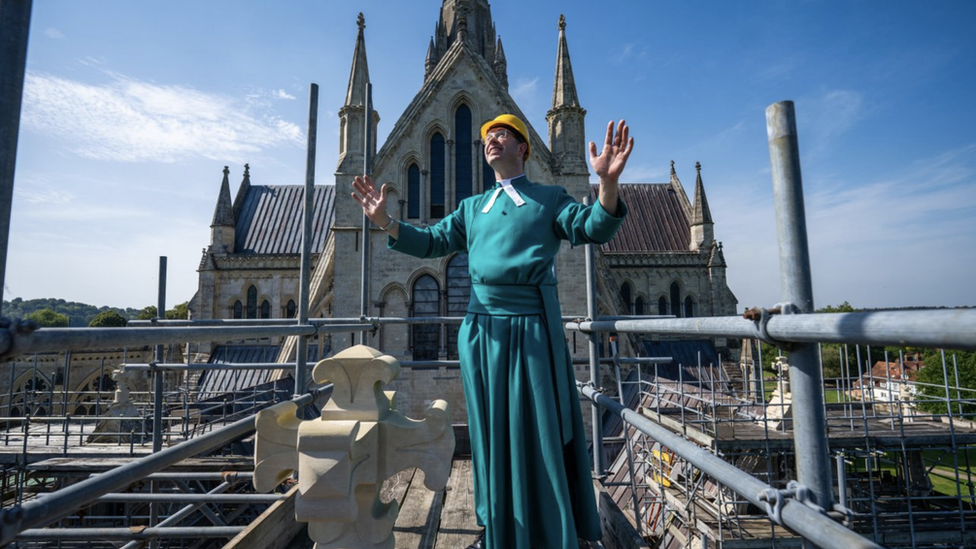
[433,459,480,549]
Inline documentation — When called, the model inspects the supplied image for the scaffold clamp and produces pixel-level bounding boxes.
[759,480,825,526]
[742,303,798,350]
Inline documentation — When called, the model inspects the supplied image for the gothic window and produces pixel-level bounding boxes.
[430,133,446,218]
[685,296,695,318]
[246,286,258,319]
[658,296,668,316]
[72,373,116,416]
[261,300,271,319]
[446,253,470,360]
[482,147,495,190]
[670,282,681,318]
[10,373,52,418]
[412,275,440,360]
[620,282,632,315]
[407,163,420,219]
[455,105,472,205]
[635,296,645,316]
[233,300,243,319]
[286,300,297,318]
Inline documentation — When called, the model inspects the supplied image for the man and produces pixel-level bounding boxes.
[352,114,633,548]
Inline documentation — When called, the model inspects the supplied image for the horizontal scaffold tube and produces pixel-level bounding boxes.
[0,392,317,545]
[95,493,284,503]
[15,526,245,540]
[0,323,372,360]
[578,382,885,549]
[567,309,976,351]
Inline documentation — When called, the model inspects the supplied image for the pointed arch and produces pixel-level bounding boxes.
[246,285,258,319]
[411,274,440,360]
[71,370,117,416]
[429,132,446,218]
[446,252,470,360]
[684,295,696,318]
[658,295,669,316]
[635,295,646,316]
[454,104,473,206]
[9,370,53,418]
[260,299,271,319]
[407,162,421,219]
[620,281,633,315]
[670,281,682,318]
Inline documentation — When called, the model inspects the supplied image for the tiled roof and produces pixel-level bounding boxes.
[235,185,335,254]
[591,183,690,253]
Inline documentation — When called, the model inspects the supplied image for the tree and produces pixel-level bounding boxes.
[89,310,128,327]
[166,302,189,320]
[25,308,69,327]
[914,349,976,419]
[137,302,189,320]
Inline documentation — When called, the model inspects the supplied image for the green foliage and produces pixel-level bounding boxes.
[167,302,189,320]
[914,349,976,418]
[25,308,69,327]
[817,301,856,313]
[136,302,189,320]
[3,297,189,326]
[88,310,128,327]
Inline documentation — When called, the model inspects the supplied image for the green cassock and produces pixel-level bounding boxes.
[389,176,627,548]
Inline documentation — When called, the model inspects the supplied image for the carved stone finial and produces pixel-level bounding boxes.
[223,166,230,176]
[558,14,566,31]
[243,163,250,177]
[670,160,676,172]
[253,345,455,548]
[696,161,702,173]
[357,12,365,30]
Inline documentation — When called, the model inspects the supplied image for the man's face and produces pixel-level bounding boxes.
[483,125,526,169]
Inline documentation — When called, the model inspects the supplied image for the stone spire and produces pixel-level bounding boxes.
[690,161,715,251]
[344,13,370,108]
[212,166,234,227]
[493,37,508,91]
[231,163,251,220]
[425,37,437,80]
[210,166,235,252]
[338,13,378,173]
[550,14,580,110]
[546,14,587,175]
[429,0,498,75]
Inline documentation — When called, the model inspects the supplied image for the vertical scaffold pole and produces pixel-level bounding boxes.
[296,83,318,396]
[584,197,603,475]
[360,83,373,344]
[766,101,834,534]
[0,0,33,312]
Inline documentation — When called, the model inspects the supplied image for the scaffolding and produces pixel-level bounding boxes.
[2,3,975,547]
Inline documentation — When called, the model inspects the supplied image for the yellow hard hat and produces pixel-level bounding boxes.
[480,113,531,160]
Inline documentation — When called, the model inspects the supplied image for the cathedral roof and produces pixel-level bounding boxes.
[234,184,335,255]
[593,183,692,253]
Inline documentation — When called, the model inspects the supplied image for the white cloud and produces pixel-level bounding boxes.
[44,28,65,40]
[21,71,305,164]
[274,89,296,100]
[510,76,539,102]
[14,187,73,205]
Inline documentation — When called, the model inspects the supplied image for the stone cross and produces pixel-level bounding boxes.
[253,345,455,548]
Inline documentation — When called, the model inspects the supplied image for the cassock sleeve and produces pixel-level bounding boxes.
[388,207,468,259]
[551,188,628,246]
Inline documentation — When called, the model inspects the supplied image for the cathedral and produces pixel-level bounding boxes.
[188,0,738,422]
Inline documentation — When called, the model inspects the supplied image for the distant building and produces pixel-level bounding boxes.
[188,0,738,421]
[849,353,924,413]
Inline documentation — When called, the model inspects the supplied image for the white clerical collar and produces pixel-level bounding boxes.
[496,174,525,187]
[482,174,526,213]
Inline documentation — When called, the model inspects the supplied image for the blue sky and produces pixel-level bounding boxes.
[9,1,976,312]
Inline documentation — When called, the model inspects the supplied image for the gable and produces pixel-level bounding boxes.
[594,183,691,253]
[372,39,554,186]
[234,185,335,254]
